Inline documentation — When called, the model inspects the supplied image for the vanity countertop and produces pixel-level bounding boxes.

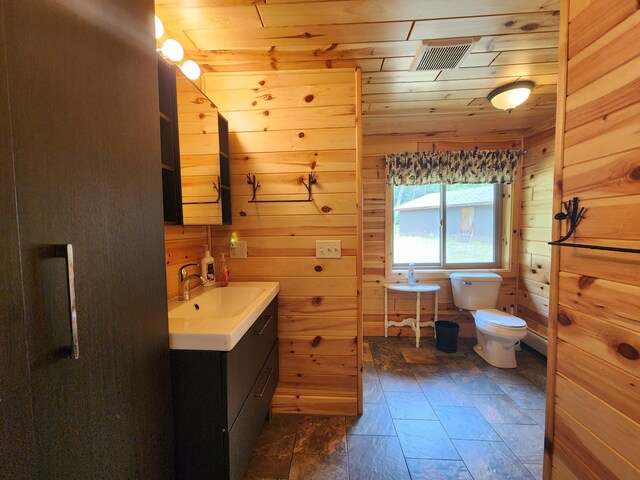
[168,281,279,351]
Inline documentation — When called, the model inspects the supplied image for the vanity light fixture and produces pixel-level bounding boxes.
[180,60,201,80]
[161,38,184,62]
[154,16,164,40]
[487,81,535,112]
[156,20,201,81]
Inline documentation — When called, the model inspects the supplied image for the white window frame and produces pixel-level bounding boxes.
[390,183,503,270]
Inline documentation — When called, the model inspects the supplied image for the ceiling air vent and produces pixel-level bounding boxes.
[409,38,477,71]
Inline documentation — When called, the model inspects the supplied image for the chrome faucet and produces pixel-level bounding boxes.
[178,263,205,301]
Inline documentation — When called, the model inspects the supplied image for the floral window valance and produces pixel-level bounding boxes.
[385,149,523,185]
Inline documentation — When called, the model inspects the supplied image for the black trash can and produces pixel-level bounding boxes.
[435,320,460,353]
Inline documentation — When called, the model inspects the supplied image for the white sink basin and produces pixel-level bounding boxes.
[168,281,279,351]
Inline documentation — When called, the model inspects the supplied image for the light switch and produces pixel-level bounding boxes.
[316,240,341,258]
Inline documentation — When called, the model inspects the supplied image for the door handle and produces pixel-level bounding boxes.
[53,244,79,360]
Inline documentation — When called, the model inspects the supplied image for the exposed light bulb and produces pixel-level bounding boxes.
[180,60,201,80]
[161,39,184,62]
[154,16,164,40]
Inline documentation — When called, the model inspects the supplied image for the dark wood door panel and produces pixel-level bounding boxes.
[0,3,37,477]
[3,0,174,477]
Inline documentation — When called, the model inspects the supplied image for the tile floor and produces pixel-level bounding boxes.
[243,336,547,480]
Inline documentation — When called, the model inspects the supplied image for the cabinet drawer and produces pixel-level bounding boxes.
[227,343,278,480]
[225,297,278,428]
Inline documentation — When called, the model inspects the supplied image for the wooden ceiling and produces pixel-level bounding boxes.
[155,0,560,138]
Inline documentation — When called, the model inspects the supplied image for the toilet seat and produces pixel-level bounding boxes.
[476,309,527,328]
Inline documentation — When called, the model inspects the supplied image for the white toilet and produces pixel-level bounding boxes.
[450,272,527,368]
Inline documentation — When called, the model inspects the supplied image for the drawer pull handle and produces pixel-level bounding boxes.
[254,368,273,398]
[253,315,272,336]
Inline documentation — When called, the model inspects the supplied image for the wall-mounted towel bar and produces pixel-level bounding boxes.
[549,196,640,254]
[246,171,317,203]
[548,241,640,254]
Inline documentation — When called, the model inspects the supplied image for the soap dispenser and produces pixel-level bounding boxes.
[218,253,229,287]
[201,245,215,284]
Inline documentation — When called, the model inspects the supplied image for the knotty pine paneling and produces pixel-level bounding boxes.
[361,136,522,340]
[186,22,412,50]
[555,376,640,473]
[556,341,639,426]
[547,1,640,478]
[203,69,361,416]
[553,407,639,480]
[155,1,559,138]
[517,128,554,338]
[175,73,223,225]
[258,0,555,27]
[567,0,638,59]
[362,106,555,137]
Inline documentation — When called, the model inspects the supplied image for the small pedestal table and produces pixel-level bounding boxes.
[383,284,440,348]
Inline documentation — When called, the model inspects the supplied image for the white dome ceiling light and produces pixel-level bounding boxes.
[487,81,535,112]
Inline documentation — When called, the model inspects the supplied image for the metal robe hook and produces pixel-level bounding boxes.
[552,197,587,243]
[246,173,260,202]
[211,175,221,203]
[302,172,318,201]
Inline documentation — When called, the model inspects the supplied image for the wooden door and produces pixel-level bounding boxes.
[546,1,640,479]
[0,5,37,477]
[2,0,174,478]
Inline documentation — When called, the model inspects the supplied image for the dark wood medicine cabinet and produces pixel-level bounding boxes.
[158,57,231,226]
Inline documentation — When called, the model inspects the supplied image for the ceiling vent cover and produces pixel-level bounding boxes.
[410,38,477,71]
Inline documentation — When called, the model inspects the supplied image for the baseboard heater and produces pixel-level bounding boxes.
[522,328,548,357]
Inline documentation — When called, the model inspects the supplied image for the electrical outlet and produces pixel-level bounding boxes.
[230,240,247,258]
[316,240,341,258]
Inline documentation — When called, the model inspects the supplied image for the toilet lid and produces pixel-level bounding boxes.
[476,309,526,328]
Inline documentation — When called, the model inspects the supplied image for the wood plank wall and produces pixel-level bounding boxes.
[203,69,361,416]
[175,73,223,225]
[547,1,640,478]
[362,137,522,339]
[517,128,555,338]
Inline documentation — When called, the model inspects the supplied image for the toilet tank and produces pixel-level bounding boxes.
[450,272,503,310]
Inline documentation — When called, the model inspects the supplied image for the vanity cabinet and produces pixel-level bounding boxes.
[171,296,278,480]
[158,58,231,225]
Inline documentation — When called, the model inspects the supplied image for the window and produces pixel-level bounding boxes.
[392,183,502,268]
